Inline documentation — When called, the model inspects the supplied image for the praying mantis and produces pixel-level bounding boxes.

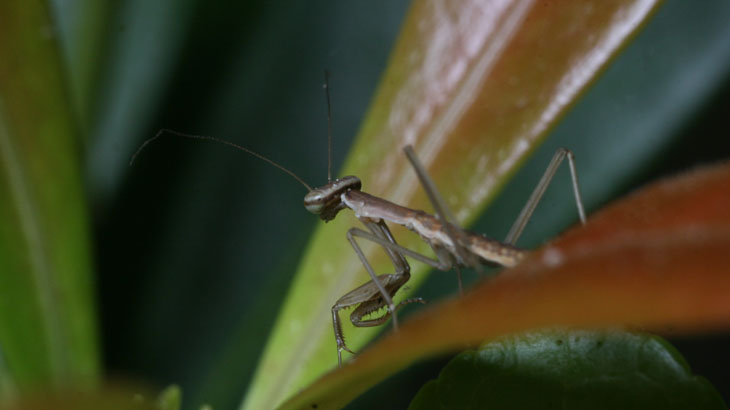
[131,76,586,367]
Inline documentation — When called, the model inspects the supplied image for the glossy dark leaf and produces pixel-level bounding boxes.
[408,330,726,410]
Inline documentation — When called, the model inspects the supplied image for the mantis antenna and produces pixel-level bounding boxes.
[324,70,333,183]
[130,128,314,192]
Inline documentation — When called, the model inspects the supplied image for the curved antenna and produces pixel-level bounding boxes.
[324,70,333,183]
[130,128,313,191]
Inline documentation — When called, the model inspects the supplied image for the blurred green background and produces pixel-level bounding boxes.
[2,0,730,409]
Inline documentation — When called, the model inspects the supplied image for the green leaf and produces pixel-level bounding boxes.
[0,0,98,396]
[156,385,182,410]
[408,330,726,410]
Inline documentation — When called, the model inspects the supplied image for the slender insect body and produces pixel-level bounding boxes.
[342,190,527,268]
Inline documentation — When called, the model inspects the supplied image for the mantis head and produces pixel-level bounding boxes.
[304,175,361,222]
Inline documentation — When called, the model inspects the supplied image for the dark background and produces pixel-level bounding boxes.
[62,0,730,408]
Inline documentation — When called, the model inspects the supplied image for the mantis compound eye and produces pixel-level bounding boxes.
[303,176,361,220]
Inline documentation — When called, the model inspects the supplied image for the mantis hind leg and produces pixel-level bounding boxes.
[403,145,481,287]
[505,148,587,245]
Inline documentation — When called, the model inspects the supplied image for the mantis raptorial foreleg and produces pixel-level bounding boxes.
[331,278,425,365]
[344,220,409,329]
[333,216,466,364]
[343,234,394,320]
